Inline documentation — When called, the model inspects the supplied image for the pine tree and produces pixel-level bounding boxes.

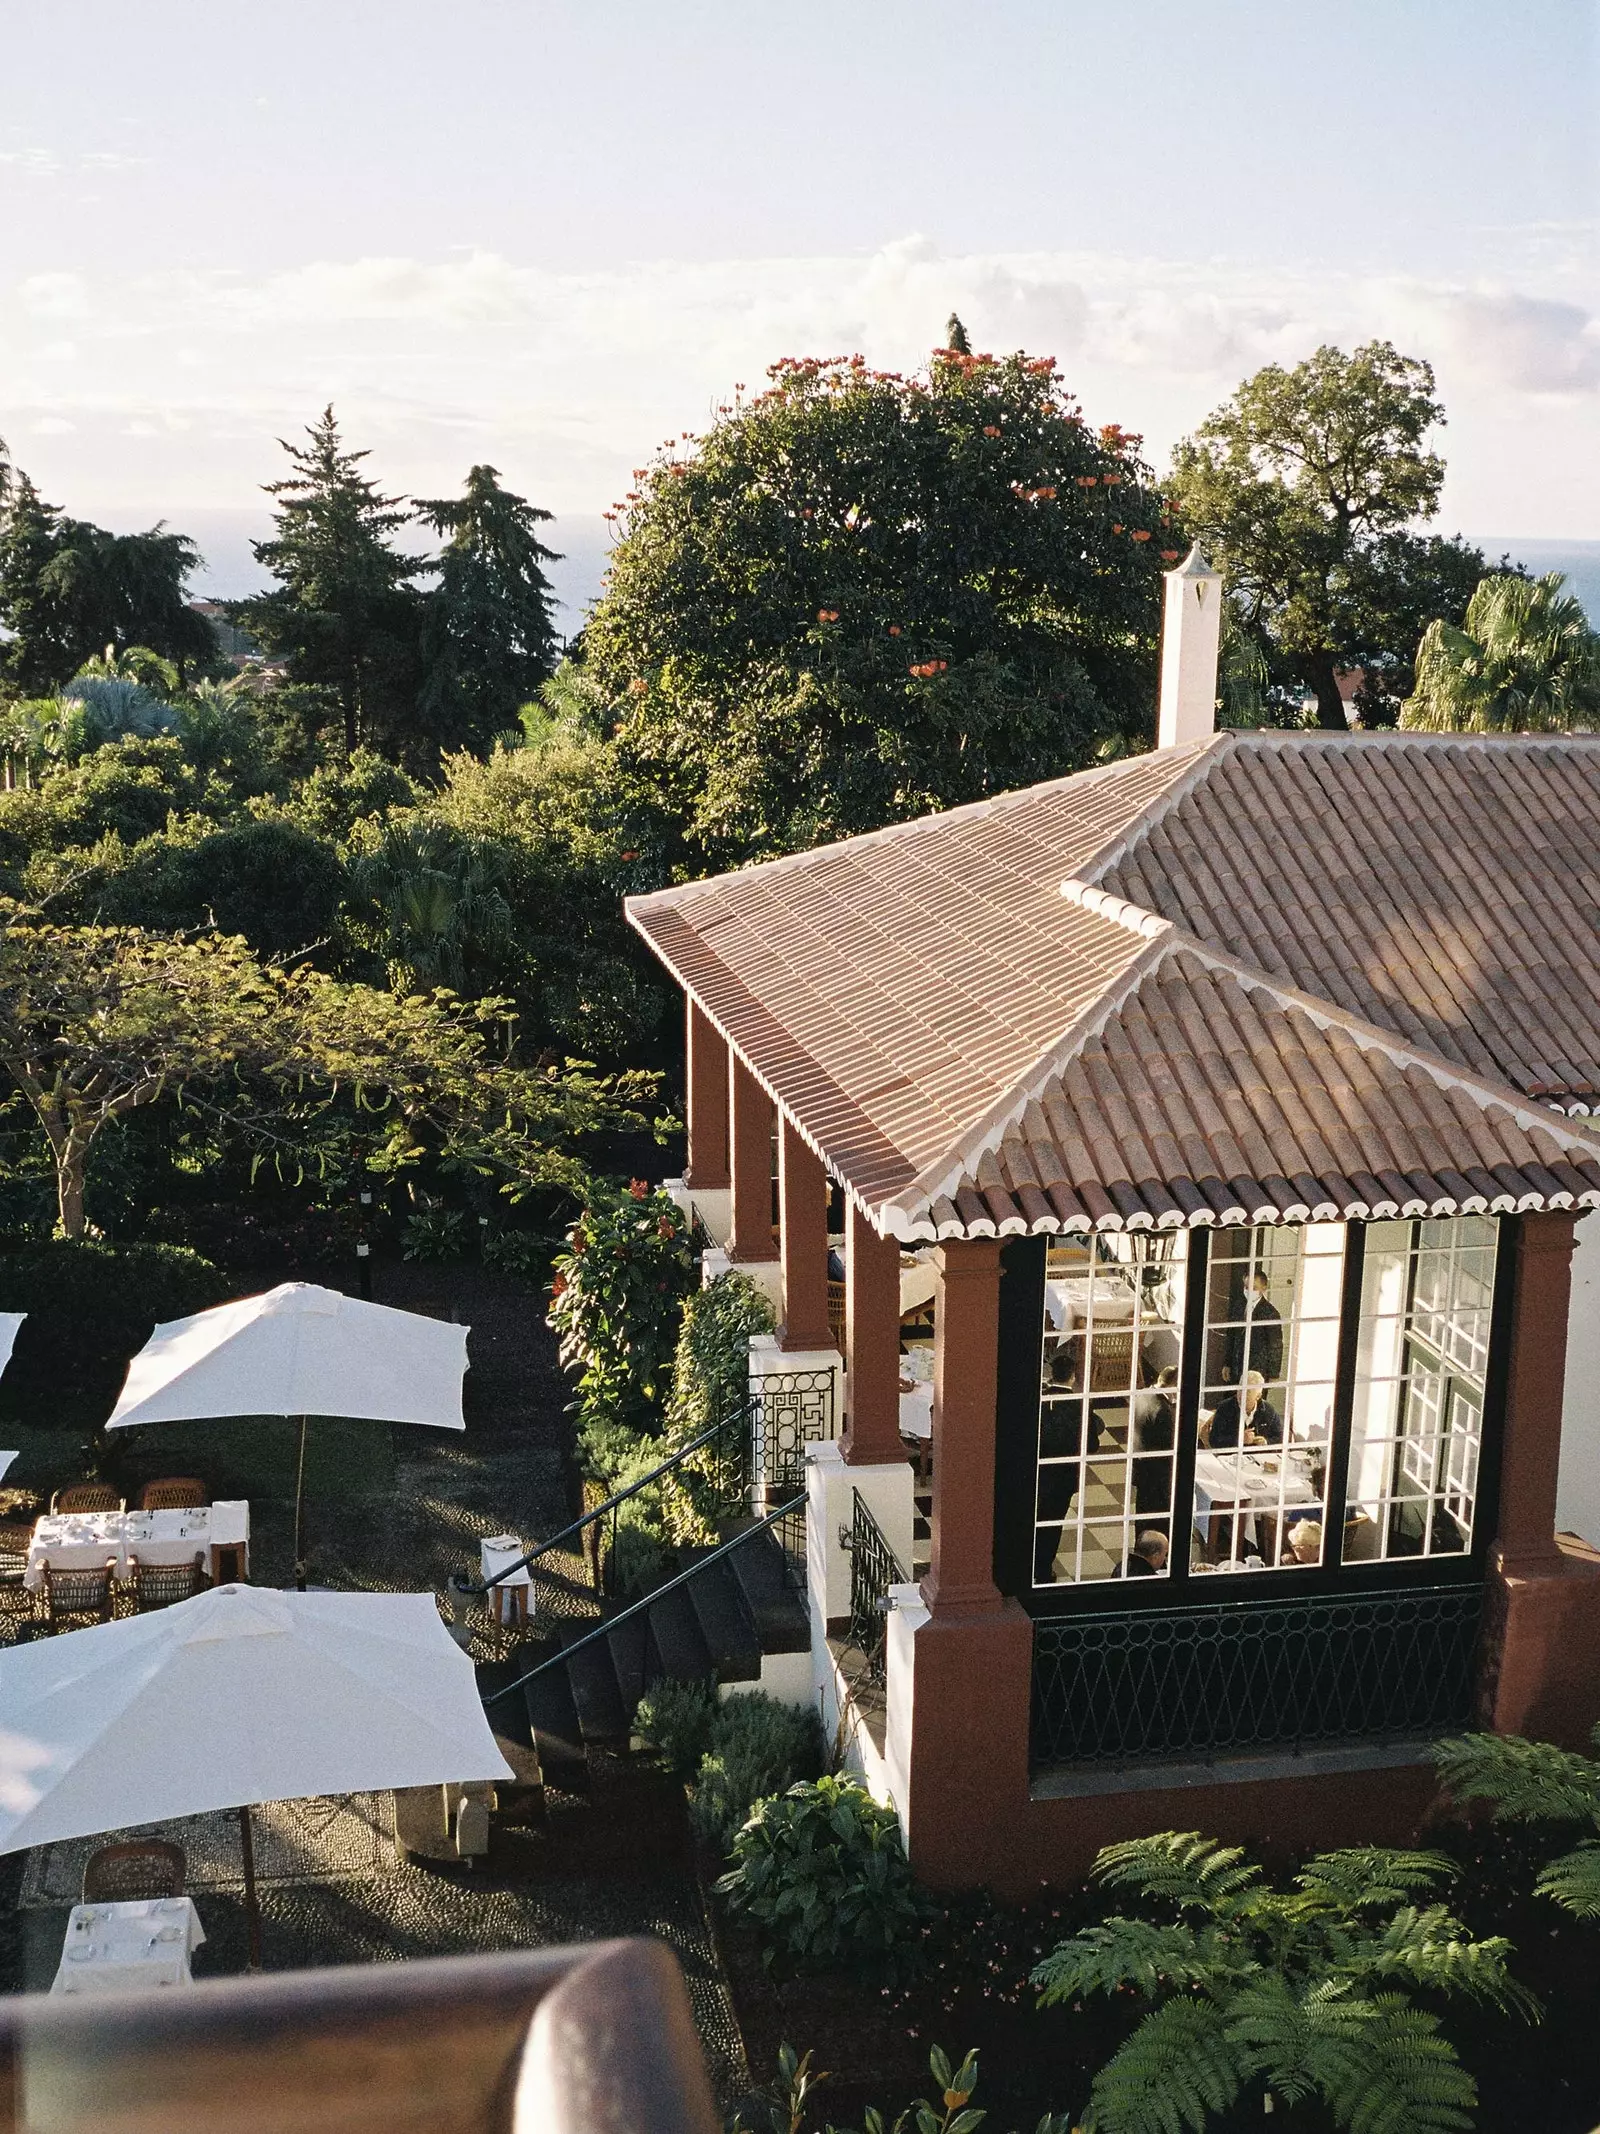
[237,407,423,759]
[946,312,972,354]
[0,479,77,693]
[413,463,561,756]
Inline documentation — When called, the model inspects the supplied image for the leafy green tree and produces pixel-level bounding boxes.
[345,815,512,991]
[1402,572,1600,732]
[1167,342,1487,729]
[414,464,562,756]
[1436,1726,1600,1918]
[0,480,216,692]
[96,819,349,960]
[0,910,654,1238]
[583,346,1176,865]
[946,312,972,355]
[1032,1832,1535,2134]
[236,408,423,761]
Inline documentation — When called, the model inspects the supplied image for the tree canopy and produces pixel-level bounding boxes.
[582,344,1180,865]
[1402,571,1600,733]
[1167,341,1487,729]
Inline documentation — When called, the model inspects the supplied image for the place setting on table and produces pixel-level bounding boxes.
[52,1895,206,1997]
[24,1500,251,1592]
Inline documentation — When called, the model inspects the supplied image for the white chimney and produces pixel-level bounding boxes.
[1157,544,1223,749]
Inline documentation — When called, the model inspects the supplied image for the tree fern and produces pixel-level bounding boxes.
[1083,1995,1241,2134]
[1339,1906,1539,2016]
[1295,1848,1457,1912]
[1535,1839,1600,1919]
[1434,1730,1600,1824]
[1091,1833,1261,1915]
[1035,1919,1252,2002]
[1316,1994,1477,2134]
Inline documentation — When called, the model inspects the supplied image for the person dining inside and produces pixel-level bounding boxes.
[1207,1368,1283,1448]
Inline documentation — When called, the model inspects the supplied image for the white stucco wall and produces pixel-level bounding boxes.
[1558,1211,1600,1544]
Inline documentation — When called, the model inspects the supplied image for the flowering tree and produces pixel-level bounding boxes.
[546,1180,697,1455]
[581,342,1176,865]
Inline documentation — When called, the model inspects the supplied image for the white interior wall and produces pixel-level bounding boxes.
[1558,1211,1600,1544]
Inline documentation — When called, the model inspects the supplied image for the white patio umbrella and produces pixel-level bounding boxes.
[105,1283,467,1584]
[0,1584,513,1963]
[0,1313,27,1382]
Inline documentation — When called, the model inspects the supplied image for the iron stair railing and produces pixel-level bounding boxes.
[837,1488,909,1686]
[481,1493,807,1712]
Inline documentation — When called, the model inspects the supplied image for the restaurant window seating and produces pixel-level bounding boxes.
[82,1839,186,1905]
[131,1554,208,1612]
[43,1560,115,1632]
[137,1477,209,1512]
[51,1485,123,1516]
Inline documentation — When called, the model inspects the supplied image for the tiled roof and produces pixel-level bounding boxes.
[626,731,1600,1238]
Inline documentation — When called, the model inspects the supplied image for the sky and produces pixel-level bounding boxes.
[2,0,1598,613]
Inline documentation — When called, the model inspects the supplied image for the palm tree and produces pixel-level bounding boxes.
[1032,1832,1536,2134]
[1401,572,1600,732]
[346,817,512,993]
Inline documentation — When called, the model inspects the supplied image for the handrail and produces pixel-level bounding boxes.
[482,1493,805,1709]
[455,1400,754,1596]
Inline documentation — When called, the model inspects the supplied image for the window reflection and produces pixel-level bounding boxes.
[1034,1233,1187,1585]
[1192,1225,1343,1574]
[1346,1218,1496,1561]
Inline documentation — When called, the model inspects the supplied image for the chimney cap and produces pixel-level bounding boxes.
[1171,543,1220,580]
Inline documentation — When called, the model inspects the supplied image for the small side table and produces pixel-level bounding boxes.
[479,1536,533,1633]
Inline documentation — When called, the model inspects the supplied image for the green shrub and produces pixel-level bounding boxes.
[634,1676,718,1779]
[716,1775,927,1975]
[547,1180,696,1444]
[666,1270,775,1440]
[403,1206,468,1261]
[482,1226,551,1283]
[731,2041,1071,2134]
[690,1692,826,1852]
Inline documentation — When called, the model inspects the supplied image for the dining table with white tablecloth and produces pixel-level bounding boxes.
[1192,1447,1320,1559]
[1043,1277,1138,1333]
[50,1896,205,1996]
[25,1502,250,1590]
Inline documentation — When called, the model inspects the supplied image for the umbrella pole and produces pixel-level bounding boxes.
[238,1805,263,1971]
[293,1415,308,1592]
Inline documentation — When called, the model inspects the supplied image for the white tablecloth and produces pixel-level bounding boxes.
[26,1502,250,1590]
[51,1897,205,1996]
[898,1385,933,1440]
[1044,1278,1136,1332]
[480,1536,533,1623]
[1192,1450,1319,1517]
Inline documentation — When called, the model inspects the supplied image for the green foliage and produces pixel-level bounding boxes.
[0,736,218,854]
[402,1205,468,1261]
[546,1180,696,1444]
[666,1270,775,1437]
[585,345,1173,867]
[634,1675,718,1779]
[480,1225,550,1283]
[1435,1724,1600,1922]
[716,1775,928,1976]
[1402,572,1600,733]
[94,817,348,960]
[1033,1831,1534,2134]
[270,747,421,841]
[346,815,513,991]
[1167,341,1487,729]
[733,2040,1070,2134]
[689,1692,826,1852]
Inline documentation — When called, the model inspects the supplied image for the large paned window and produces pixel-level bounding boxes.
[1345,1218,1498,1561]
[1193,1224,1345,1575]
[1034,1234,1189,1584]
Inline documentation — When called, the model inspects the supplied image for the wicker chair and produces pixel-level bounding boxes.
[82,1839,186,1904]
[130,1553,207,1612]
[0,1560,34,1642]
[137,1477,208,1512]
[50,1485,123,1515]
[42,1560,114,1632]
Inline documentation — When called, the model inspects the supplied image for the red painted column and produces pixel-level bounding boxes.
[842,1202,904,1463]
[777,1118,832,1351]
[726,1056,775,1265]
[683,1002,729,1191]
[1496,1212,1575,1571]
[923,1239,1005,1612]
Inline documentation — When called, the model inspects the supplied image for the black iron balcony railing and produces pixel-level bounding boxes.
[1031,1582,1484,1768]
[839,1488,908,1686]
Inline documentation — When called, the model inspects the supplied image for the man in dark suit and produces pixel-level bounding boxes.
[1226,1265,1283,1385]
[1207,1369,1284,1448]
[1116,1530,1169,1577]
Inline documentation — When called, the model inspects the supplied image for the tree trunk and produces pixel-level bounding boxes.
[1308,657,1350,732]
[56,1146,88,1240]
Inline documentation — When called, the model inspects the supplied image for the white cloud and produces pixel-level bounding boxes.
[2,237,1598,534]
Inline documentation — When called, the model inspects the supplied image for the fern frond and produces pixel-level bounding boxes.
[1340,1906,1541,2017]
[1535,1838,1600,1918]
[1082,1996,1241,2134]
[1091,1833,1260,1916]
[1318,1992,1476,2134]
[1434,1731,1600,1825]
[1033,1918,1252,2004]
[1295,1848,1457,1911]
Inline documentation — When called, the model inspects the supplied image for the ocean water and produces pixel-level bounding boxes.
[1474,538,1600,626]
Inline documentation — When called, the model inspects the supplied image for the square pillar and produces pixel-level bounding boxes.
[1496,1212,1575,1571]
[842,1202,904,1465]
[923,1238,1003,1614]
[778,1118,832,1351]
[727,1055,775,1265]
[684,1002,729,1191]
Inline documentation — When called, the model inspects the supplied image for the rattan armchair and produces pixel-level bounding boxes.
[137,1478,208,1511]
[0,1559,34,1642]
[42,1560,115,1632]
[50,1485,123,1515]
[130,1554,208,1612]
[82,1839,186,1904]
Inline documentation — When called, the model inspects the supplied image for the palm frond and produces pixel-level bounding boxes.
[1434,1731,1600,1825]
[1082,1996,1241,2134]
[1339,1906,1540,2017]
[1535,1838,1600,1919]
[1091,1833,1260,1916]
[1295,1848,1457,1912]
[1033,1918,1252,2004]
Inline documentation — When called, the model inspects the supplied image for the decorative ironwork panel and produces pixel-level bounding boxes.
[1032,1583,1483,1767]
[842,1489,909,1686]
[748,1369,834,1590]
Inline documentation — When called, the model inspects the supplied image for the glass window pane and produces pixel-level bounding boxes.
[1034,1232,1187,1585]
[1345,1216,1497,1562]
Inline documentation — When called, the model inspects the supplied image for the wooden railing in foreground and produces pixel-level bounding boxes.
[0,1938,718,2134]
